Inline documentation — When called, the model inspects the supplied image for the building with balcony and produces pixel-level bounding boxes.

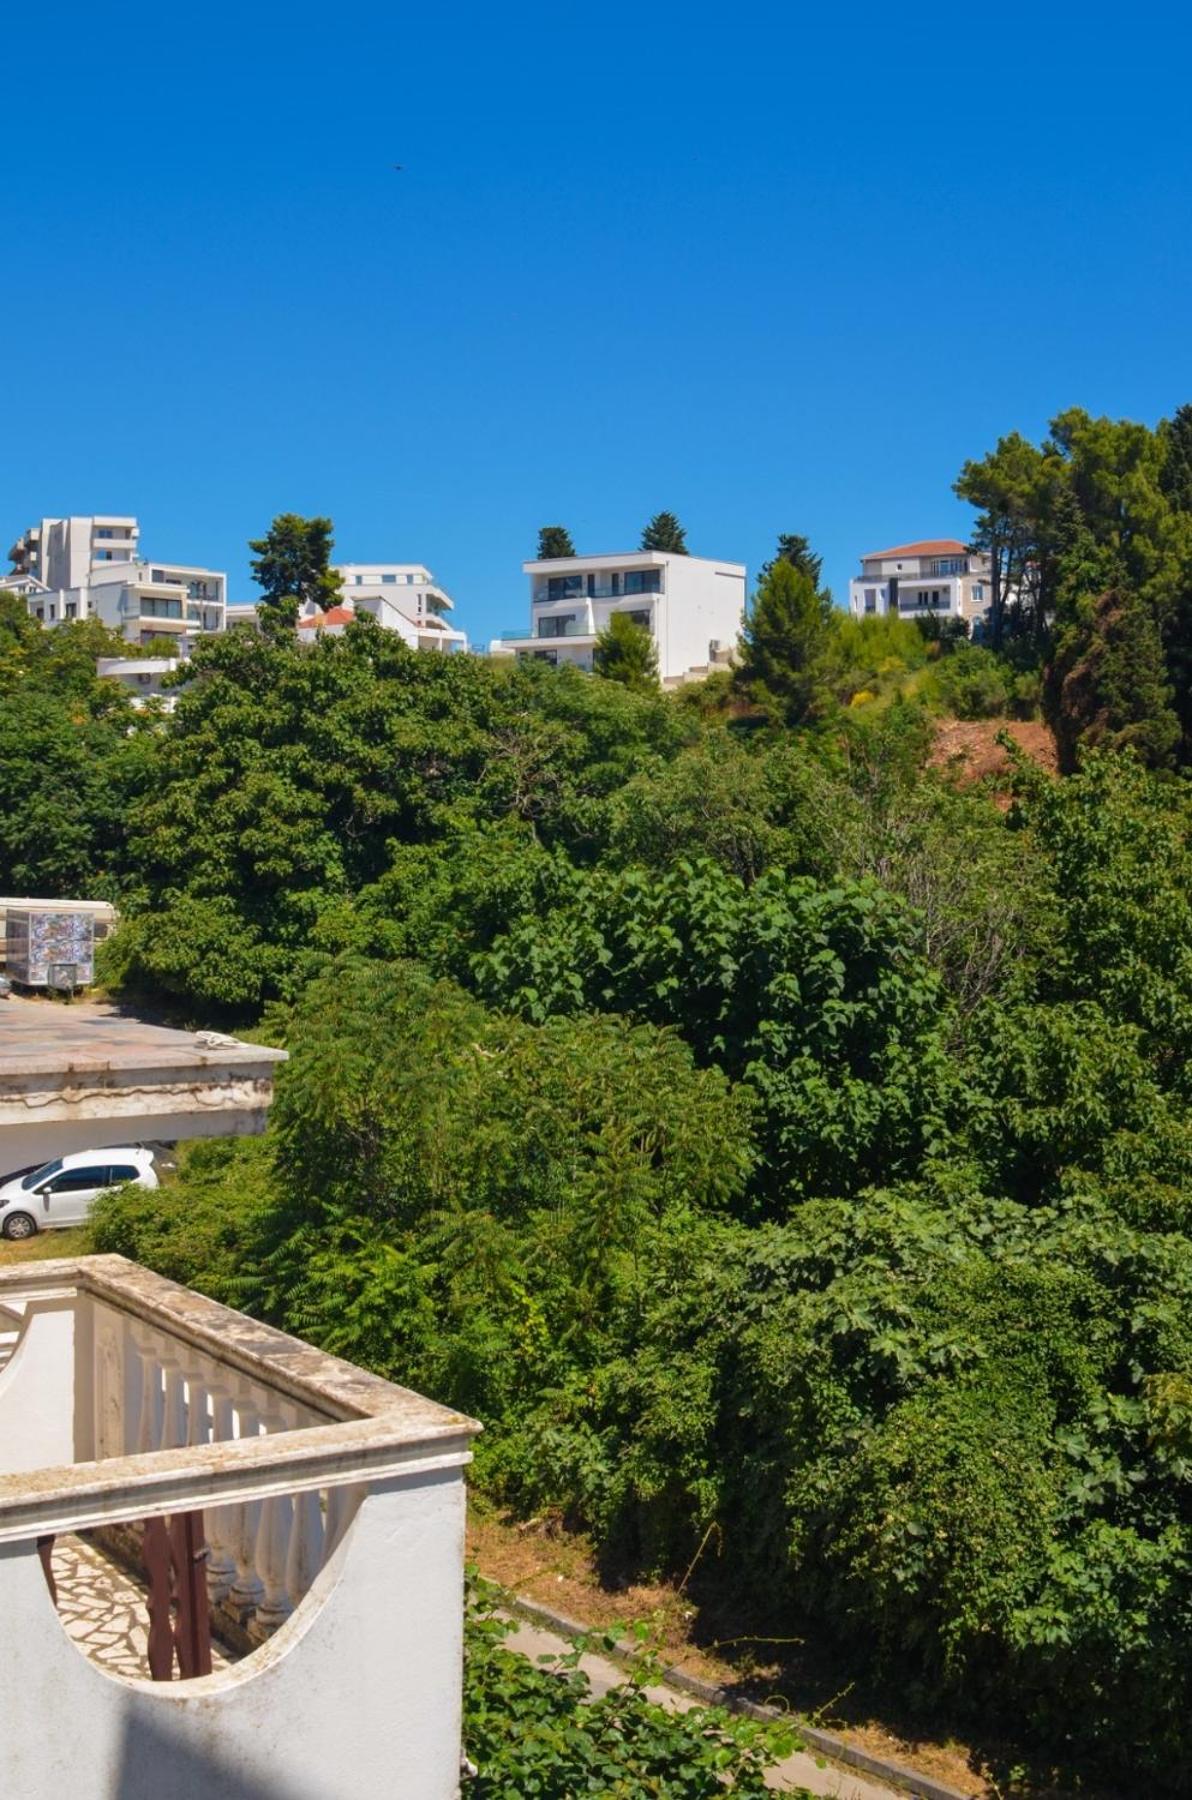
[27,561,227,650]
[304,562,468,652]
[9,516,141,589]
[848,539,992,626]
[8,515,227,650]
[495,550,746,683]
[0,1252,479,1799]
[96,656,180,710]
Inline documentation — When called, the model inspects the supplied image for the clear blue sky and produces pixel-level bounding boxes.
[4,1,1191,644]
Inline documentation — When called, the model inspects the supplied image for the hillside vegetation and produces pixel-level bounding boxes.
[4,404,1192,1793]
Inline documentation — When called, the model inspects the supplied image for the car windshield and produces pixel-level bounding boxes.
[21,1158,64,1190]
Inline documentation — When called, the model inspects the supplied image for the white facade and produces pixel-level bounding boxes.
[96,655,180,709]
[848,539,992,626]
[9,516,140,590]
[328,563,467,652]
[495,551,746,683]
[28,560,227,650]
[0,1255,477,1800]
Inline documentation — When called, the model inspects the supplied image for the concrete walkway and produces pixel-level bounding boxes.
[504,1616,909,1799]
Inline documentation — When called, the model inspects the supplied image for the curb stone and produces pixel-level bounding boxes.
[505,1592,981,1800]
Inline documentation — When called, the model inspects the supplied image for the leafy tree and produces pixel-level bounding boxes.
[954,430,1054,648]
[592,612,659,691]
[536,525,576,559]
[733,558,833,724]
[640,511,688,554]
[473,857,954,1206]
[248,513,343,635]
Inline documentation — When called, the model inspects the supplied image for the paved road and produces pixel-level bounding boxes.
[504,1617,909,1799]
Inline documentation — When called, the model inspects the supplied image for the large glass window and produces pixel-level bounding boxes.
[623,569,661,595]
[547,575,585,600]
[539,615,576,638]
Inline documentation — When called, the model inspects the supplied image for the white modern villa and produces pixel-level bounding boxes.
[848,538,992,626]
[8,516,227,650]
[290,562,467,652]
[495,549,746,683]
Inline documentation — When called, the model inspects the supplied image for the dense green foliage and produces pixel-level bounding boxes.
[956,405,1192,768]
[10,456,1192,1790]
[462,1580,800,1797]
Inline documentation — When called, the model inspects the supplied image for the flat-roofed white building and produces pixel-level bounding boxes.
[329,562,467,652]
[28,560,227,650]
[495,550,745,683]
[848,538,992,626]
[9,516,140,589]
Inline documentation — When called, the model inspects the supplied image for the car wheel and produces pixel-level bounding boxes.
[1,1212,37,1240]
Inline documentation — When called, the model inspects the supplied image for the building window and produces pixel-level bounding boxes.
[547,574,584,600]
[35,607,44,621]
[66,601,77,619]
[623,569,661,595]
[972,583,985,603]
[382,574,397,584]
[48,604,56,621]
[624,610,651,630]
[864,588,877,613]
[539,614,576,639]
[355,576,364,585]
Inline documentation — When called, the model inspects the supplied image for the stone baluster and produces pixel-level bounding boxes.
[132,1327,164,1456]
[322,1482,361,1564]
[160,1350,188,1451]
[202,1369,239,1604]
[250,1401,296,1639]
[226,1390,265,1619]
[285,1486,325,1608]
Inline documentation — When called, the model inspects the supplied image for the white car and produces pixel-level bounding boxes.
[0,1148,157,1240]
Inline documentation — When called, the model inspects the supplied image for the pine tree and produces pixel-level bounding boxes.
[1052,589,1180,769]
[756,534,824,590]
[734,559,832,724]
[592,612,659,690]
[640,512,688,554]
[537,525,576,559]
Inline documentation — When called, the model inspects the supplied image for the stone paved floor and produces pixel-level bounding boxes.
[50,1532,235,1680]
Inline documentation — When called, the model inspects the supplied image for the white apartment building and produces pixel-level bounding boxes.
[27,560,227,649]
[8,514,227,650]
[495,550,746,683]
[333,562,467,651]
[9,515,140,589]
[294,563,467,651]
[848,539,991,626]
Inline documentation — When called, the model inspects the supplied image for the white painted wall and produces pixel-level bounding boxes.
[0,1467,469,1799]
[0,1299,79,1474]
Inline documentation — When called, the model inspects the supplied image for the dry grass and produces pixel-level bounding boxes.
[0,1227,87,1267]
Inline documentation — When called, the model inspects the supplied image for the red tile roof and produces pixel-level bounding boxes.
[297,605,355,629]
[862,539,969,561]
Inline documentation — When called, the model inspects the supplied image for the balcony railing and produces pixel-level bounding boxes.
[534,581,661,604]
[0,1255,479,1799]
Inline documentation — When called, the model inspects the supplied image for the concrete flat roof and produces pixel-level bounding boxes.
[0,997,285,1080]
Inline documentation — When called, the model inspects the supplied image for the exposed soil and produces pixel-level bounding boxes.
[928,718,1058,805]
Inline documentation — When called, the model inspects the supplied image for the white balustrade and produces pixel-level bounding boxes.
[227,1389,265,1614]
